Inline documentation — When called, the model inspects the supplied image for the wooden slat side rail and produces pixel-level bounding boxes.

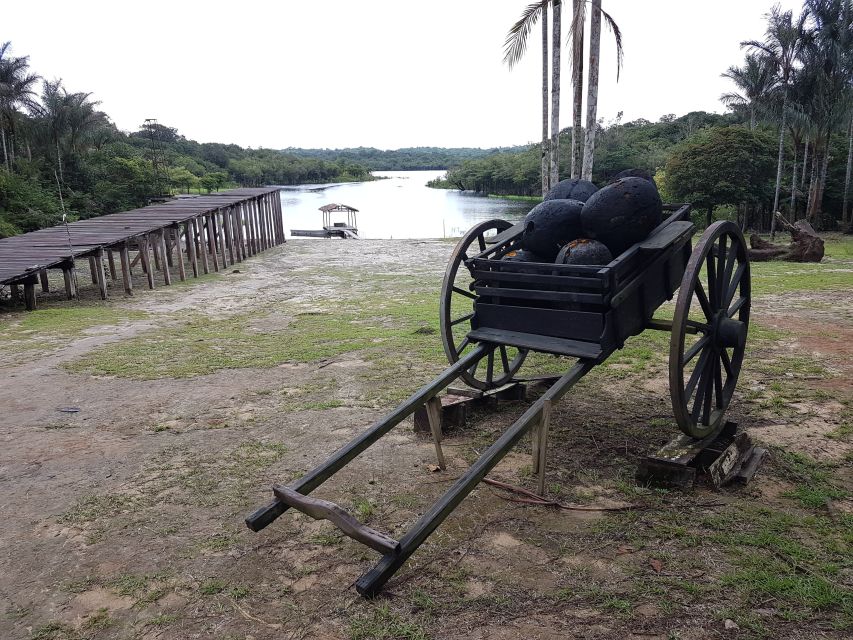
[638,221,695,252]
[467,327,604,360]
[272,486,400,555]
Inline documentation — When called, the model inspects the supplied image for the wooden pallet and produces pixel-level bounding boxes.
[636,422,767,488]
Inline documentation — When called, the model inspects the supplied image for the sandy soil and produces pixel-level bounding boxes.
[0,239,850,640]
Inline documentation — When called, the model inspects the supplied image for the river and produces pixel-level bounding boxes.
[278,170,533,239]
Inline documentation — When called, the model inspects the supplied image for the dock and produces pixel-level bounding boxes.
[0,187,285,310]
[291,203,359,239]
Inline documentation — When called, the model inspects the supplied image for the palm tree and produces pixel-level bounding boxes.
[720,53,778,130]
[580,0,623,181]
[0,41,40,171]
[550,1,562,188]
[504,1,555,196]
[743,6,809,238]
[800,0,853,224]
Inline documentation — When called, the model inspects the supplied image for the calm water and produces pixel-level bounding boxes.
[278,170,533,239]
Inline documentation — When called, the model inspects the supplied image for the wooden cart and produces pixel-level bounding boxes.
[246,203,752,596]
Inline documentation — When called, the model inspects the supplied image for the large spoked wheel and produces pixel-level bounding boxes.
[670,221,751,438]
[440,219,527,390]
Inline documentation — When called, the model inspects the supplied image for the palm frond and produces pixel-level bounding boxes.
[503,1,548,69]
[566,0,586,73]
[600,5,624,80]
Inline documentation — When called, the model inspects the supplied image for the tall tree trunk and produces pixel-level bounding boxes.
[541,4,550,196]
[806,142,818,220]
[843,113,852,229]
[790,140,797,215]
[1,128,8,172]
[801,137,809,202]
[570,0,585,179]
[581,0,602,181]
[769,93,787,240]
[549,0,562,187]
[813,139,830,224]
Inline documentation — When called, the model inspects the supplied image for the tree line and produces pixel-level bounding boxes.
[281,146,526,171]
[436,0,852,233]
[0,42,373,237]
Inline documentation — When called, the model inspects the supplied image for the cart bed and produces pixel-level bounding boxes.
[465,205,694,361]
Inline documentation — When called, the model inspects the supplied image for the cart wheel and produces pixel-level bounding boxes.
[670,220,751,438]
[440,219,527,390]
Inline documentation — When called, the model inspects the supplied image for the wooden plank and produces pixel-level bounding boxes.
[39,269,49,293]
[474,286,605,305]
[474,303,605,343]
[536,399,552,495]
[467,327,604,360]
[107,249,117,280]
[708,432,753,488]
[272,486,399,555]
[639,221,695,252]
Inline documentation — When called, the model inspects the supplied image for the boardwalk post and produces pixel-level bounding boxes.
[158,230,171,285]
[214,209,226,268]
[206,214,219,272]
[185,221,198,277]
[107,250,117,281]
[62,263,76,299]
[195,217,209,274]
[119,244,133,295]
[245,203,256,256]
[165,230,174,268]
[258,198,268,251]
[39,269,49,293]
[236,203,247,260]
[139,236,155,289]
[10,283,21,304]
[95,247,108,299]
[224,206,236,264]
[152,235,161,271]
[23,276,37,311]
[89,256,98,284]
[173,225,186,281]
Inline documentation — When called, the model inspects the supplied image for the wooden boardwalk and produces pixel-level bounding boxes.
[0,187,284,309]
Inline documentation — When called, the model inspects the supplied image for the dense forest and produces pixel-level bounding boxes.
[0,42,375,238]
[282,146,528,171]
[436,0,853,233]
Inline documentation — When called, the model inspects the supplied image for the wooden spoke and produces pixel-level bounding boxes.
[477,234,486,251]
[450,313,474,326]
[686,319,711,333]
[728,295,748,318]
[499,345,510,374]
[701,360,715,425]
[724,263,747,310]
[716,235,728,308]
[714,356,724,409]
[721,238,738,302]
[486,350,494,383]
[691,355,713,422]
[721,348,734,378]
[686,347,711,400]
[706,251,718,311]
[455,336,470,356]
[452,286,476,300]
[694,281,714,321]
[683,334,711,364]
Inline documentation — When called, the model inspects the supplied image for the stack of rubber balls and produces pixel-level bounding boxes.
[504,169,663,266]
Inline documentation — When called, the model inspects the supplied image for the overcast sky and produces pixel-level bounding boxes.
[6,0,802,150]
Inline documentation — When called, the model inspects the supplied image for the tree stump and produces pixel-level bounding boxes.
[749,215,825,262]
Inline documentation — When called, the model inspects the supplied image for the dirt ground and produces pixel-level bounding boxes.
[0,238,851,640]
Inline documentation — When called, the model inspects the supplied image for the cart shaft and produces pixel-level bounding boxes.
[245,344,493,532]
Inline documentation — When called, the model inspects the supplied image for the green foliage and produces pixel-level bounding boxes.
[663,126,776,219]
[0,169,61,233]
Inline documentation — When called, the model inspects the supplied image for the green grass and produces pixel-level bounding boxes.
[0,304,147,354]
[349,605,428,640]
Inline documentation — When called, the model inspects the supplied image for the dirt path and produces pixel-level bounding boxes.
[1,239,851,640]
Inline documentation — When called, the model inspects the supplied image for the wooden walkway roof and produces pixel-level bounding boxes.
[0,187,280,285]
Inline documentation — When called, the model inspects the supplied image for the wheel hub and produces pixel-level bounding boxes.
[712,311,746,349]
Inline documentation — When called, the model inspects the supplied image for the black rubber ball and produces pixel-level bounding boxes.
[544,178,599,203]
[610,168,655,185]
[580,177,663,255]
[522,198,585,261]
[502,249,548,263]
[555,238,613,265]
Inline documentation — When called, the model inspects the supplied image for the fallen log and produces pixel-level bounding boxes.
[748,214,825,262]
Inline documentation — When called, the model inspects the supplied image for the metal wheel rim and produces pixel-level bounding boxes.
[670,220,751,438]
[440,219,527,390]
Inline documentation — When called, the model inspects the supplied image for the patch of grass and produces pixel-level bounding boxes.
[59,494,136,526]
[721,562,850,612]
[750,259,853,293]
[31,622,81,640]
[774,450,848,508]
[199,578,227,595]
[349,605,428,640]
[198,532,241,552]
[109,573,148,597]
[147,613,178,626]
[62,576,98,594]
[228,585,250,599]
[353,497,375,521]
[82,607,114,630]
[1,305,147,349]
